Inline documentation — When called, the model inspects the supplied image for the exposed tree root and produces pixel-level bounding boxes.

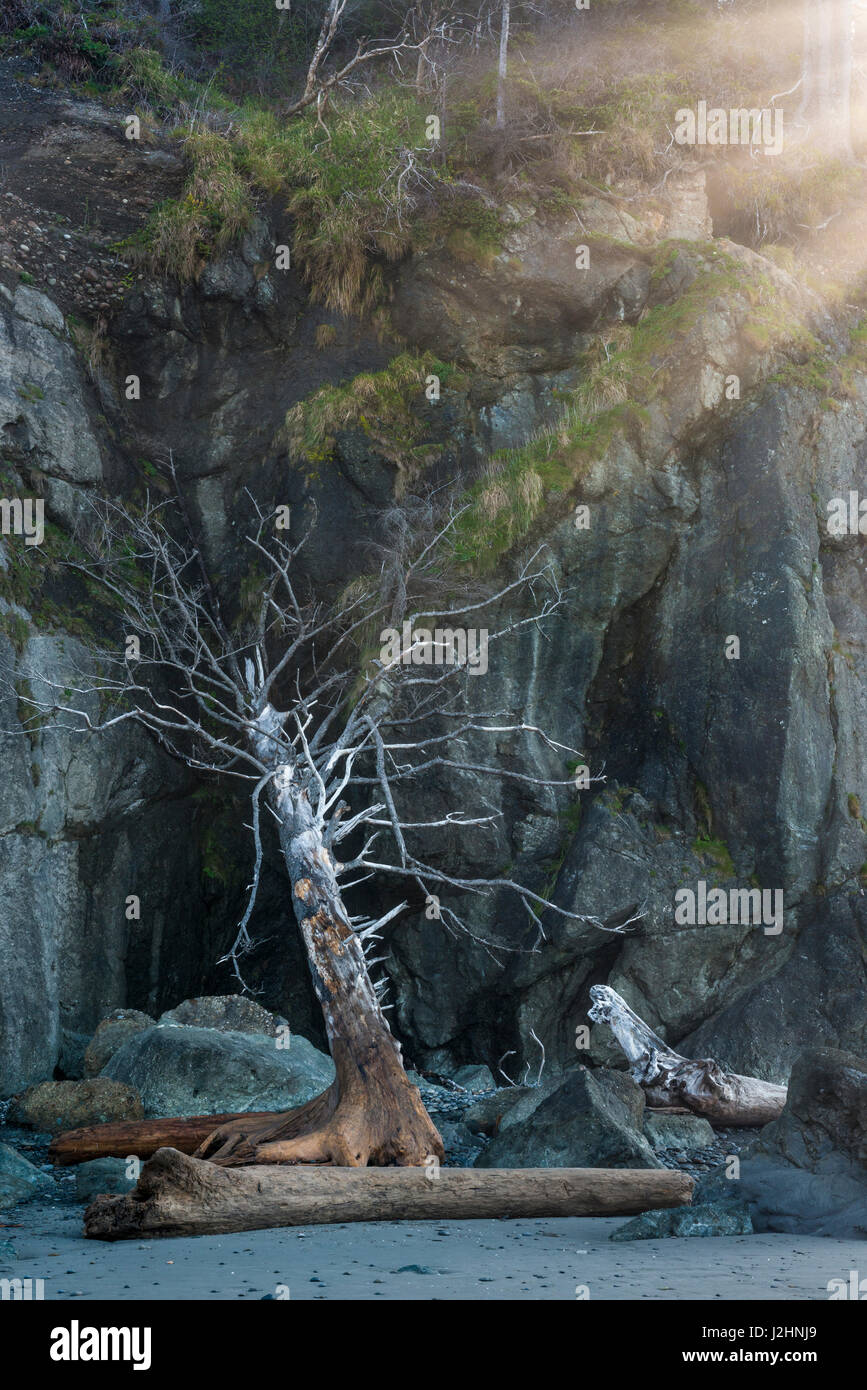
[195,1038,443,1167]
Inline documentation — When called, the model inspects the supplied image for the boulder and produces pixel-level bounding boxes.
[610,1202,753,1241]
[643,1111,717,1152]
[449,1064,497,1094]
[696,1048,867,1238]
[475,1067,662,1169]
[84,1009,155,1077]
[463,1082,557,1137]
[0,1141,52,1210]
[12,284,66,334]
[75,1158,138,1203]
[436,1120,479,1159]
[58,1028,91,1081]
[11,1079,143,1133]
[102,1025,334,1118]
[158,995,284,1037]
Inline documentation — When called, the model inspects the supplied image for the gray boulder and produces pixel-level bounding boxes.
[475,1067,661,1169]
[464,1079,561,1137]
[102,1024,334,1117]
[644,1112,716,1152]
[437,1120,478,1156]
[58,1028,91,1081]
[11,1078,143,1133]
[75,1158,138,1203]
[697,1048,867,1238]
[158,995,285,1037]
[0,1142,52,1209]
[610,1202,753,1241]
[449,1064,497,1094]
[84,1009,155,1077]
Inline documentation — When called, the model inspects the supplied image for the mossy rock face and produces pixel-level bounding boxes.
[692,836,736,878]
[0,284,102,491]
[445,239,819,571]
[391,211,656,379]
[283,353,469,482]
[5,43,867,1128]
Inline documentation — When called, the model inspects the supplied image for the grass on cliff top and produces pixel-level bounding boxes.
[449,244,814,571]
[87,0,865,318]
[443,0,856,222]
[126,87,517,313]
[124,93,462,314]
[130,127,252,283]
[717,157,862,249]
[239,99,429,315]
[11,1,867,311]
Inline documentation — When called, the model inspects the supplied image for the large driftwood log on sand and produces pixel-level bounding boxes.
[589,985,787,1126]
[49,1113,277,1166]
[84,1147,694,1240]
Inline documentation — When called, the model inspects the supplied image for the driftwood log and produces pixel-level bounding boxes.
[589,985,787,1126]
[84,1146,694,1240]
[49,1114,278,1166]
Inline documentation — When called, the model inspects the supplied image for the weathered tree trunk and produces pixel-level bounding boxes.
[84,1146,694,1240]
[797,0,853,155]
[48,1114,276,1166]
[196,710,444,1168]
[589,986,787,1126]
[495,0,510,130]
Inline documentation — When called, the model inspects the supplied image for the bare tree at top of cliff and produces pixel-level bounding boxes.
[15,483,625,1169]
[279,0,448,118]
[495,0,510,129]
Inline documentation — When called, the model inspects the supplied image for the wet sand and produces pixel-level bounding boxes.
[2,1194,862,1300]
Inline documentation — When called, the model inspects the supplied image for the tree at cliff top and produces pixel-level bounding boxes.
[14,480,625,1168]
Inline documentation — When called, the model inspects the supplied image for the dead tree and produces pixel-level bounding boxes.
[280,0,445,118]
[16,488,623,1168]
[495,0,510,129]
[589,986,787,1127]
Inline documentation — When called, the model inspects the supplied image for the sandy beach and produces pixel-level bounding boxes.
[2,1192,862,1301]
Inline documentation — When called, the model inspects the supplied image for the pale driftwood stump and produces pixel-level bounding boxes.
[588,985,787,1126]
